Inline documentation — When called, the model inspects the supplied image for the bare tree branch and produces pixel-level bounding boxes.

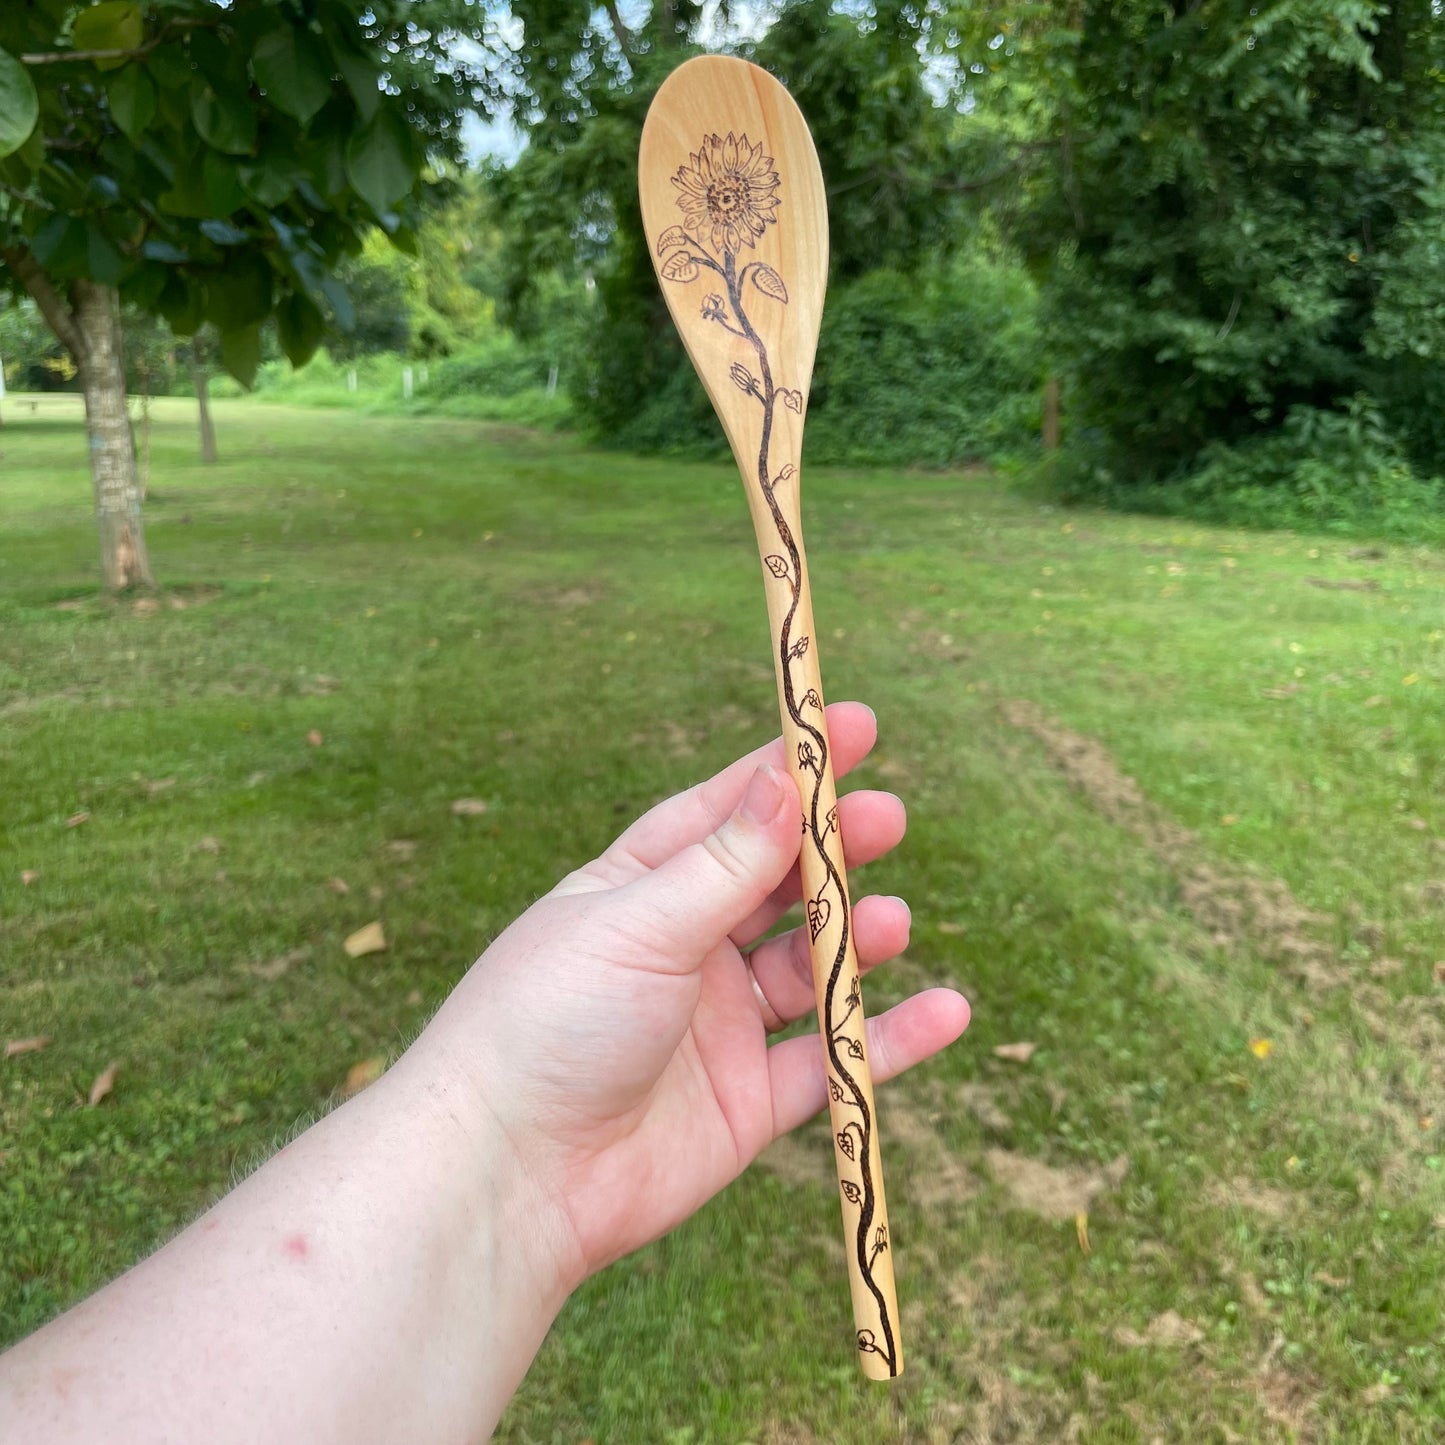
[600,0,636,61]
[0,244,87,361]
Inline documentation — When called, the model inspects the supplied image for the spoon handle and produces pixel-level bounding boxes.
[749,478,903,1381]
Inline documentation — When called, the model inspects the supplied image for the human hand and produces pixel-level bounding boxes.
[417,702,970,1285]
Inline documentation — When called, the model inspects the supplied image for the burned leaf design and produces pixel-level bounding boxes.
[750,262,788,303]
[764,554,789,579]
[660,251,699,283]
[808,896,832,940]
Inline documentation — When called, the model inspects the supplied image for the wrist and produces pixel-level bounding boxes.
[386,1026,589,1302]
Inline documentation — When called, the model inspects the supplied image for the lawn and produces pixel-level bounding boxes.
[3,395,1444,1442]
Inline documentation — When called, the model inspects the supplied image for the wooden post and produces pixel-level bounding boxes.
[1042,373,1060,451]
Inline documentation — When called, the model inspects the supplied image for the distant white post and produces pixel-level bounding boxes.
[546,363,558,400]
[403,365,414,400]
[347,368,357,393]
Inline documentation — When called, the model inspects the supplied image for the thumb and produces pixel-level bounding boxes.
[618,763,800,969]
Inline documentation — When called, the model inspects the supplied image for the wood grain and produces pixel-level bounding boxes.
[640,54,902,1380]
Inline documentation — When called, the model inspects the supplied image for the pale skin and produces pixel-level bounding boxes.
[0,702,970,1443]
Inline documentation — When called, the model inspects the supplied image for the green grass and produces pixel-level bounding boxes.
[3,394,1445,1441]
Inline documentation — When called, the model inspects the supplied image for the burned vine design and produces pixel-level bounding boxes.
[655,130,898,1377]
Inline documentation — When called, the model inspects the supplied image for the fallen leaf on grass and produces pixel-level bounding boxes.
[340,1056,386,1098]
[343,922,386,958]
[1433,961,1445,985]
[993,1041,1037,1064]
[1313,1270,1349,1288]
[144,777,176,796]
[88,1062,118,1107]
[325,877,351,896]
[65,811,90,828]
[450,798,489,817]
[20,870,39,886]
[936,921,966,935]
[194,836,221,855]
[5,1036,52,1057]
[386,840,417,860]
[1075,1212,1091,1256]
[306,729,323,747]
[1249,1038,1273,1059]
[1114,1310,1204,1349]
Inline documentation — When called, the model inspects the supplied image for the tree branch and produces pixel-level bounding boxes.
[600,0,637,60]
[0,244,87,361]
[21,17,205,66]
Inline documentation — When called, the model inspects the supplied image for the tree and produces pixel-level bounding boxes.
[491,0,969,447]
[0,1,487,589]
[990,0,1445,487]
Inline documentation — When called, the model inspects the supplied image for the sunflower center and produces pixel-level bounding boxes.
[706,177,747,221]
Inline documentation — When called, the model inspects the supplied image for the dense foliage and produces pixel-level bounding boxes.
[8,0,1445,538]
[0,0,486,381]
[999,0,1445,524]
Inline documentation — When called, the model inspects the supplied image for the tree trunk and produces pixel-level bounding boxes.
[73,280,154,591]
[1042,374,1061,451]
[193,354,218,464]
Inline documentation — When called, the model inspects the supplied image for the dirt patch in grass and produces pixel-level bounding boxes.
[1001,698,1347,988]
[1207,1175,1296,1222]
[985,1148,1128,1222]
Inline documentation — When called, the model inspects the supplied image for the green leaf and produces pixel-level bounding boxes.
[219,323,262,388]
[199,218,248,247]
[29,214,88,275]
[87,228,124,285]
[239,156,300,208]
[192,81,257,156]
[141,238,189,264]
[106,65,156,142]
[205,254,272,330]
[320,273,354,333]
[276,291,325,367]
[251,27,334,125]
[72,2,144,70]
[158,271,203,335]
[344,108,416,216]
[331,45,380,123]
[157,158,210,219]
[202,150,246,216]
[0,48,39,160]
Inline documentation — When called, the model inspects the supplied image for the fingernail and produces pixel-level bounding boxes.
[740,764,786,825]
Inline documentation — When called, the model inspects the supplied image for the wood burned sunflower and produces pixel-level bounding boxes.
[671,132,780,257]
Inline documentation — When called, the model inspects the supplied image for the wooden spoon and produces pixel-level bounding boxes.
[640,54,902,1380]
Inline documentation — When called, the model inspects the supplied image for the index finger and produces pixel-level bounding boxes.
[599,701,880,876]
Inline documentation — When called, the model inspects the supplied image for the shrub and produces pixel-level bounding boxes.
[1059,394,1445,542]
